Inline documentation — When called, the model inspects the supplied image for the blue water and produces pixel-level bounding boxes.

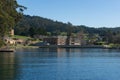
[0,48,120,80]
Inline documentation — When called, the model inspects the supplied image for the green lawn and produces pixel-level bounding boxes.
[12,35,31,40]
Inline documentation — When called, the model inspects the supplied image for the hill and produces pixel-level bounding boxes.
[15,15,101,36]
[15,15,120,36]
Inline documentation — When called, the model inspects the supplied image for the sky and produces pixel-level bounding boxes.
[17,0,120,27]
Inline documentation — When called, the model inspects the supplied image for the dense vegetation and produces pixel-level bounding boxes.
[0,0,25,36]
[15,15,120,44]
[15,15,100,36]
[0,0,25,47]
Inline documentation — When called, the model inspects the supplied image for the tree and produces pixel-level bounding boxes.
[0,0,26,46]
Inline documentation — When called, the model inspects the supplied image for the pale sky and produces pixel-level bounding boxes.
[17,0,120,27]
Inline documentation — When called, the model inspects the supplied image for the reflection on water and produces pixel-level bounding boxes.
[0,52,18,80]
[17,48,120,58]
[1,48,120,80]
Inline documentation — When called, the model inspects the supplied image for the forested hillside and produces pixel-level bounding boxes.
[15,15,73,36]
[15,15,102,36]
[15,15,120,44]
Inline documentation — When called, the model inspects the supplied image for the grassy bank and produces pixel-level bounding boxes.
[12,35,31,40]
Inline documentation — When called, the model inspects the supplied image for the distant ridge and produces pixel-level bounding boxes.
[15,15,120,36]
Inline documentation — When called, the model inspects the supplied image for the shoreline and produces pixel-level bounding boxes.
[38,45,120,49]
[7,45,120,50]
[0,45,119,52]
[39,45,104,48]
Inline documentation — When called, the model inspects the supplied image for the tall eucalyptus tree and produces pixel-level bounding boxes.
[0,0,26,46]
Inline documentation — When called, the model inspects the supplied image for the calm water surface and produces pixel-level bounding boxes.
[0,48,120,80]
